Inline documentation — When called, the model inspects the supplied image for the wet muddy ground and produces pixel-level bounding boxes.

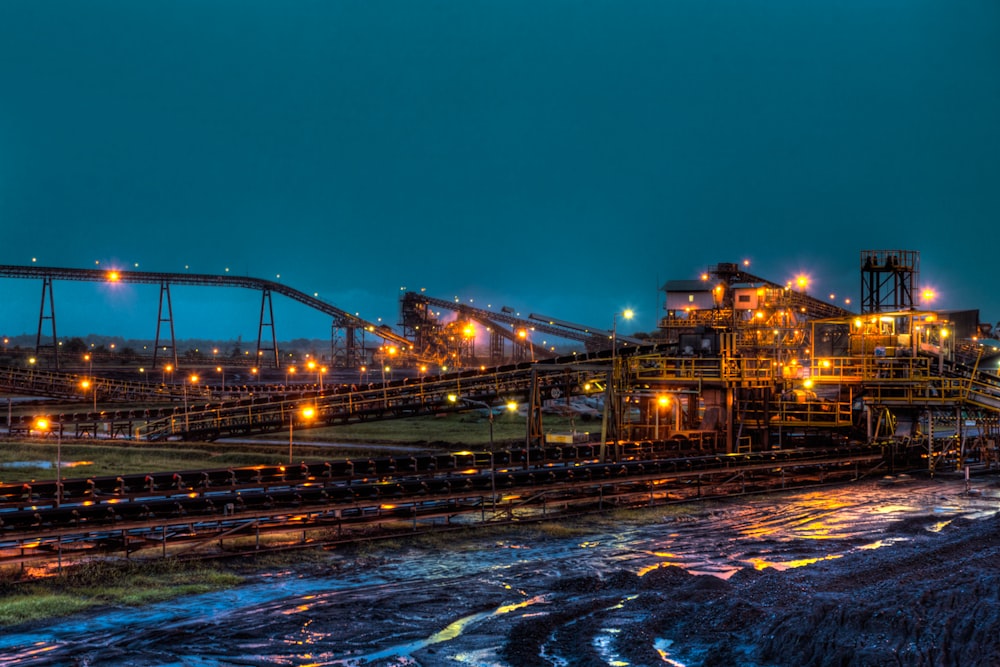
[2,474,998,666]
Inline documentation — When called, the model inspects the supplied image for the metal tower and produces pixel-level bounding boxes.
[860,250,919,313]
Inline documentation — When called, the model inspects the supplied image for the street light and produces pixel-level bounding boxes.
[289,405,316,464]
[183,374,199,431]
[612,309,634,355]
[307,360,316,387]
[34,418,61,506]
[81,378,96,412]
[608,309,634,451]
[448,394,516,511]
[517,328,535,362]
[655,395,670,440]
[382,365,392,405]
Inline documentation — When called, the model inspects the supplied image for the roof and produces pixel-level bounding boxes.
[661,279,711,293]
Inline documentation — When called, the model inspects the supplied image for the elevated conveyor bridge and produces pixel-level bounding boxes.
[0,264,413,371]
[399,292,645,365]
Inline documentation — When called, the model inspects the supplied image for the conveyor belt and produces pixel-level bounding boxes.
[0,443,884,536]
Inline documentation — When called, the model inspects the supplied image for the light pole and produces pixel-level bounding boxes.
[184,374,199,431]
[655,395,669,440]
[382,365,391,405]
[608,309,634,452]
[611,308,634,361]
[216,365,225,391]
[81,379,96,412]
[517,328,536,363]
[35,418,61,506]
[289,405,316,464]
[448,394,509,510]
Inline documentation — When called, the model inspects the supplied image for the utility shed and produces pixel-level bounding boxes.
[663,279,715,312]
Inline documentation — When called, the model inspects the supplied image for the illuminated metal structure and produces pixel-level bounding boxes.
[2,250,999,475]
[860,249,918,313]
[1,265,633,372]
[399,291,643,366]
[639,250,999,472]
[6,249,1000,573]
[0,265,412,370]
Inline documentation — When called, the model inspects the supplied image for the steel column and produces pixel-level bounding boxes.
[256,288,280,369]
[152,281,178,370]
[34,274,59,369]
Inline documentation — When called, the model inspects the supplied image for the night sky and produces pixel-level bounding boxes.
[2,1,998,342]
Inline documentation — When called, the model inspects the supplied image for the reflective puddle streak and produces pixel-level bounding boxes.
[329,595,547,666]
[593,628,627,666]
[622,478,1000,580]
[746,553,844,571]
[4,460,94,469]
[654,638,689,666]
[590,594,641,666]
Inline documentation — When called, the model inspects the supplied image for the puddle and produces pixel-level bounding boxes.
[2,460,93,469]
[654,638,688,666]
[3,460,54,469]
[267,595,551,666]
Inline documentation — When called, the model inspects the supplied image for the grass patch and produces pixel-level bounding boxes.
[0,560,243,628]
[294,412,599,447]
[533,522,595,539]
[1,412,600,483]
[0,441,274,483]
[0,593,93,626]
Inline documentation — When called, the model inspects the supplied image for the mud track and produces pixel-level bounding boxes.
[1,475,997,666]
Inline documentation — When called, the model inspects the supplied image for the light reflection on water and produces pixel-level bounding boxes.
[0,477,997,666]
[325,595,546,666]
[654,638,688,666]
[746,553,844,571]
[3,460,93,469]
[627,476,999,579]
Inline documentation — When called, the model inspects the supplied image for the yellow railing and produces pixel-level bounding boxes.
[809,355,935,383]
[743,400,854,428]
[859,379,967,405]
[631,355,774,385]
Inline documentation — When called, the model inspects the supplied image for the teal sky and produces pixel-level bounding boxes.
[1,1,998,340]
